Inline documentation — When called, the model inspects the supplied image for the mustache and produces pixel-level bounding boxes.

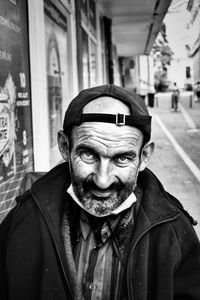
[82,178,124,192]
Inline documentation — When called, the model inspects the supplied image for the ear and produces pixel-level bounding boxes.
[139,142,154,172]
[57,130,70,161]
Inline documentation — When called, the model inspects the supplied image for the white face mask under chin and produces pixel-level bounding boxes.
[66,184,137,218]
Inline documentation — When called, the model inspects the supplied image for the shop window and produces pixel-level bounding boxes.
[81,0,88,24]
[82,29,90,89]
[90,40,97,87]
[100,16,107,83]
[81,0,96,33]
[44,0,70,166]
[79,0,97,88]
[89,0,96,34]
[0,0,34,221]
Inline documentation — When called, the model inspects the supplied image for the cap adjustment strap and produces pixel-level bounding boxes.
[80,113,151,126]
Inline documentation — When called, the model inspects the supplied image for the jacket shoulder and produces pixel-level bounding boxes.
[0,170,46,235]
[19,171,46,195]
[139,168,198,226]
[166,191,198,226]
[0,190,36,242]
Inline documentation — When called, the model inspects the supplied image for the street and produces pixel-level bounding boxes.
[148,92,200,238]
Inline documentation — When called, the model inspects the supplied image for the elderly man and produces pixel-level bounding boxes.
[0,85,200,300]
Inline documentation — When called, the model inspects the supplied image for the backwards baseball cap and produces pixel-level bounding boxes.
[63,84,152,144]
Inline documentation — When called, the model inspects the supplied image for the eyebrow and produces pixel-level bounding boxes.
[75,144,98,153]
[114,150,137,157]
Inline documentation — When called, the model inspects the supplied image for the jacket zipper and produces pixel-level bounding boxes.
[126,213,180,300]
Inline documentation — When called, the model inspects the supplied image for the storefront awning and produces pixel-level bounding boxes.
[101,0,173,56]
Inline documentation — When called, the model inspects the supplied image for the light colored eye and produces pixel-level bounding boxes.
[84,151,93,157]
[80,150,96,163]
[115,155,130,165]
[118,156,128,161]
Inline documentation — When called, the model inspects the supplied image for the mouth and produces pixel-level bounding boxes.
[91,190,114,199]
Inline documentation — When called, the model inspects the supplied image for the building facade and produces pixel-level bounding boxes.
[187,0,200,84]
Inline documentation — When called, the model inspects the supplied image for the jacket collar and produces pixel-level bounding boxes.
[31,162,71,234]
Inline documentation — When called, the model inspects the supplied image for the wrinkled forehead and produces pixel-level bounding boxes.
[83,96,131,115]
[70,96,144,148]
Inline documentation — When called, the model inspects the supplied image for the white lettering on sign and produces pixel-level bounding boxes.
[17,92,28,98]
[16,100,30,106]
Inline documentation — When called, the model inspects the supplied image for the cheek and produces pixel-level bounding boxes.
[119,163,140,183]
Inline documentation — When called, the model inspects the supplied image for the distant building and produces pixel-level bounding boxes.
[168,57,193,90]
[187,0,200,84]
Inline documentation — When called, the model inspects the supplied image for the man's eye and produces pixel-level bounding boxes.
[119,156,129,161]
[115,155,131,164]
[80,150,96,162]
[83,151,93,157]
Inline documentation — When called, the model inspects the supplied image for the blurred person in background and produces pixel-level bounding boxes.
[195,81,200,102]
[171,82,180,112]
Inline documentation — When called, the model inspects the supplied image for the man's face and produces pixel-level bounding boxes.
[69,121,144,217]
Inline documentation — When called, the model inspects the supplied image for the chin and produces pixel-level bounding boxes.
[84,206,113,217]
[82,198,118,217]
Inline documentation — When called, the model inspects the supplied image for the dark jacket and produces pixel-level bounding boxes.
[0,162,200,300]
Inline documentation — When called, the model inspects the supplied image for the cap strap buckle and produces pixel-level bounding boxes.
[116,113,125,126]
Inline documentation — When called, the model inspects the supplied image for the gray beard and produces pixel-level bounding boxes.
[72,180,134,216]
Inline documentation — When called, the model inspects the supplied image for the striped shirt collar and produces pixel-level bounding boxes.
[79,209,133,244]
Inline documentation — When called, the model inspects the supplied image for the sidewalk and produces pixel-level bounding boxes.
[148,92,200,238]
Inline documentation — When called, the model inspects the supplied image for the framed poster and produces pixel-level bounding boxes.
[0,0,33,221]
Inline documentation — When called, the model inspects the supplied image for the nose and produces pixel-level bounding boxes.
[93,159,114,190]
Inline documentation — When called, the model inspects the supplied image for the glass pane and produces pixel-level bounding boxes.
[82,29,90,89]
[89,0,96,31]
[90,40,97,87]
[0,0,34,221]
[44,0,69,160]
